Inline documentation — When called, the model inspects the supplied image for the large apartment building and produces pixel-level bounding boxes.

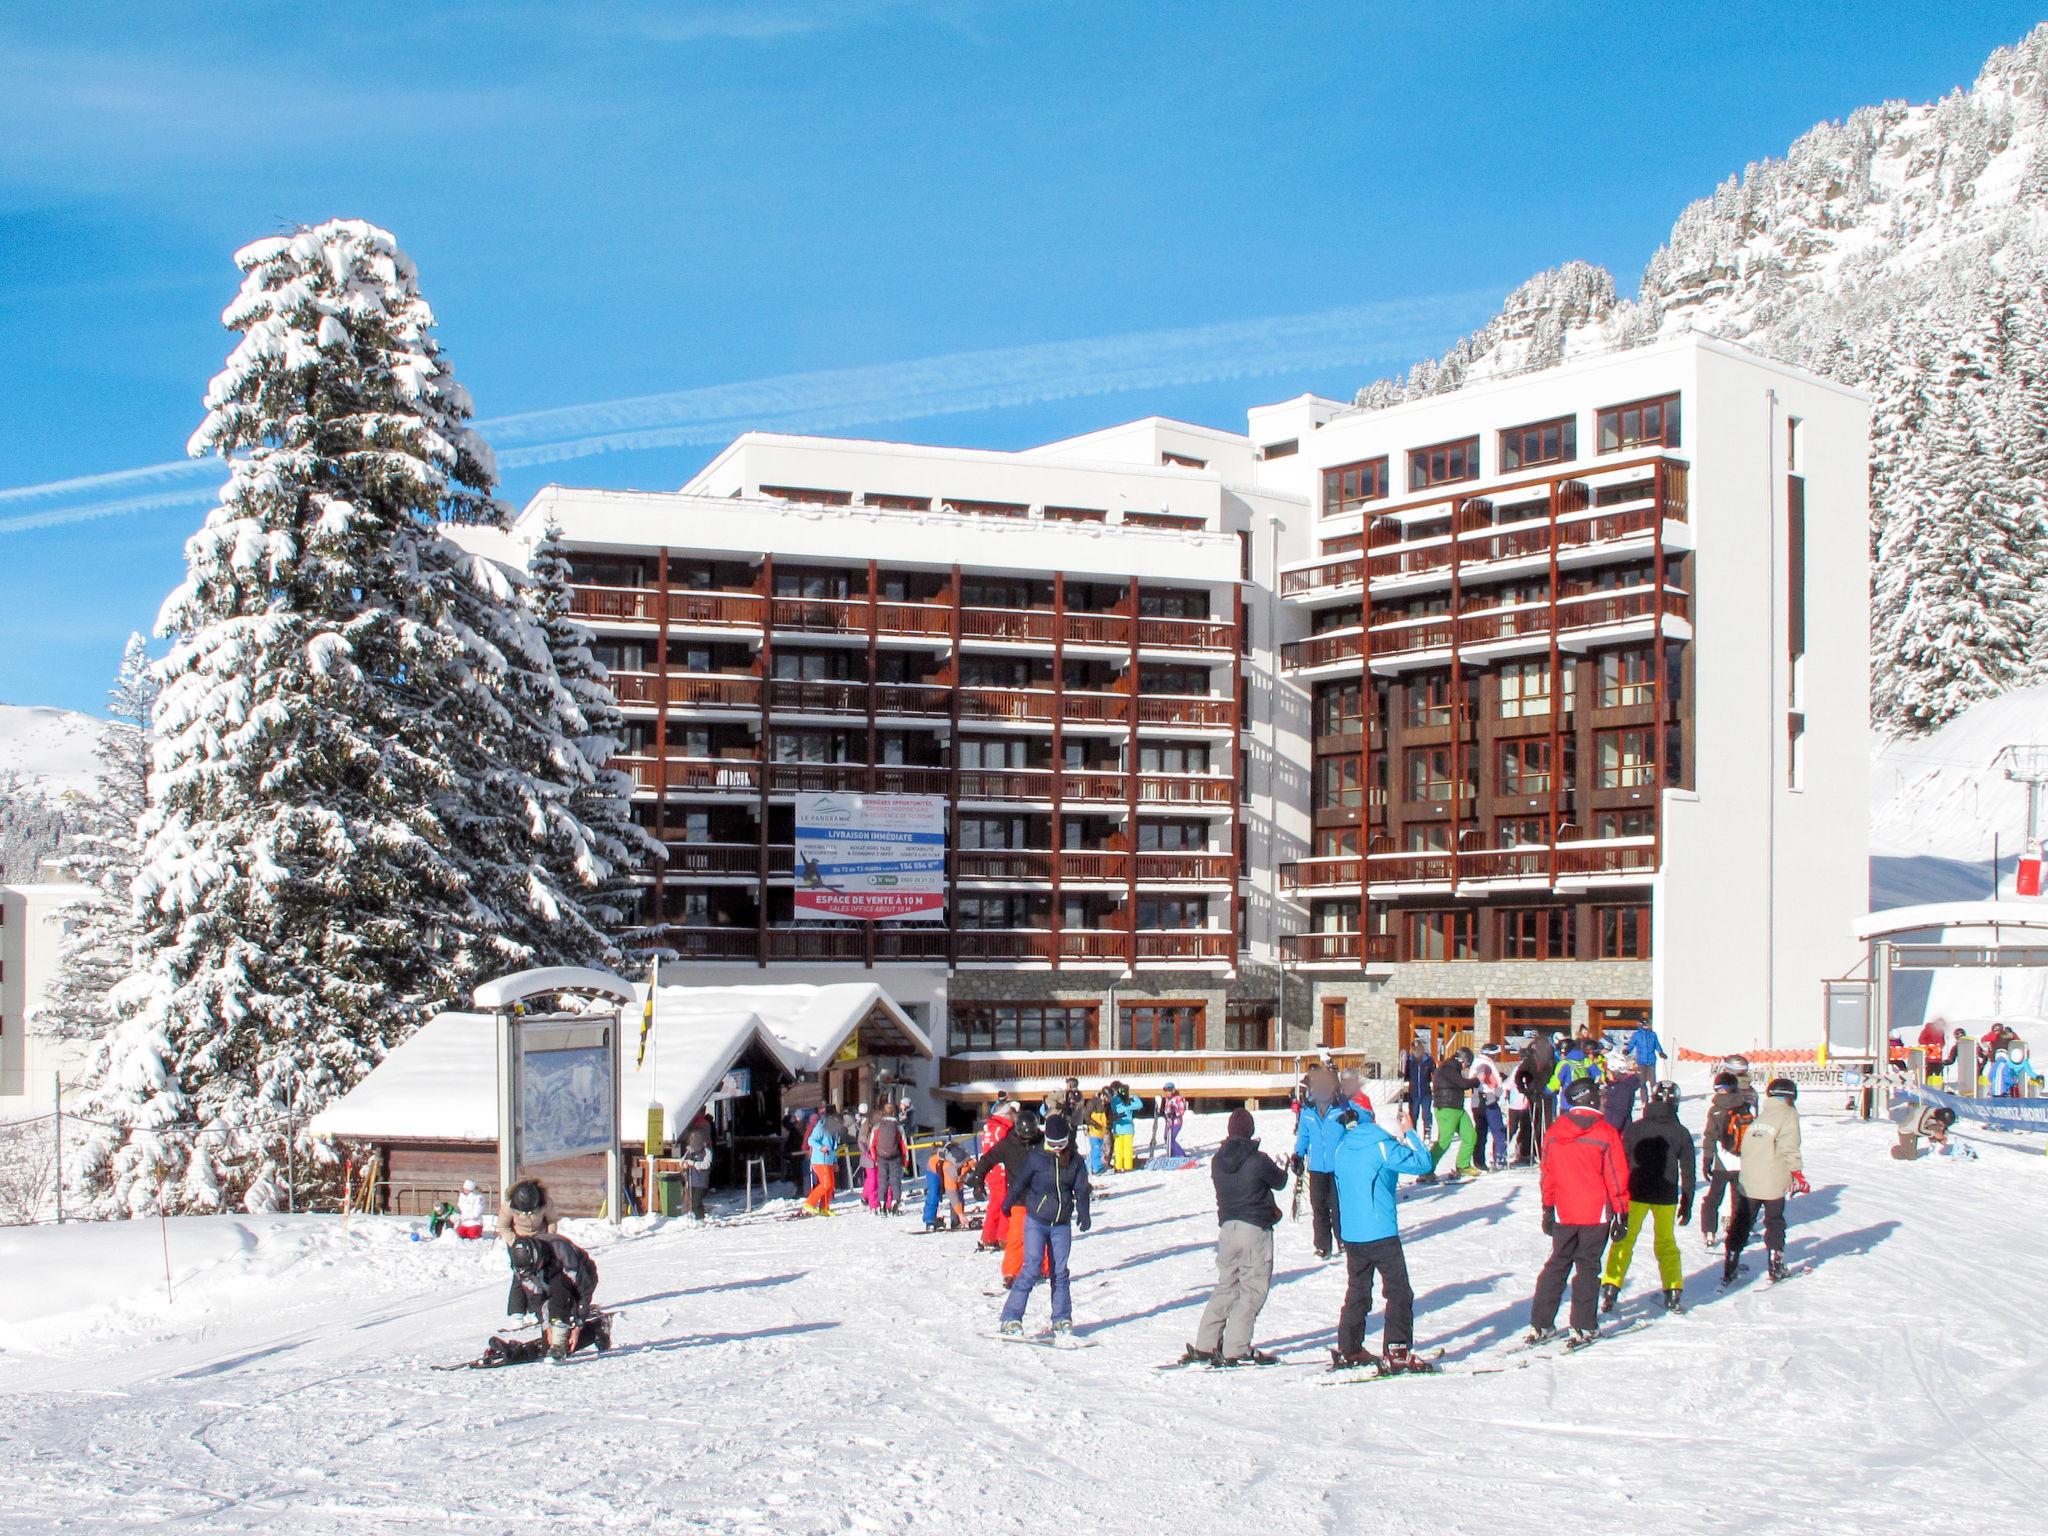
[470,333,1868,1115]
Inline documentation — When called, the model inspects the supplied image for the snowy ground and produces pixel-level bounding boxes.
[3,1082,2044,1536]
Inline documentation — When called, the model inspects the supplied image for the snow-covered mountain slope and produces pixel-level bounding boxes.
[0,703,106,799]
[0,1098,2041,1535]
[1871,681,2048,864]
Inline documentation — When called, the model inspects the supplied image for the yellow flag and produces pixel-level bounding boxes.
[637,954,659,1068]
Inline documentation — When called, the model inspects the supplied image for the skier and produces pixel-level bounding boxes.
[997,1112,1091,1344]
[1472,1046,1508,1171]
[1527,1075,1629,1348]
[1699,1070,1757,1247]
[974,1108,1049,1287]
[1336,1066,1375,1116]
[1601,1054,1644,1130]
[1522,1031,1559,1153]
[1626,1019,1669,1085]
[454,1179,486,1240]
[680,1124,713,1221]
[1328,1100,1438,1374]
[1421,1046,1479,1182]
[867,1103,908,1215]
[1291,1063,1347,1260]
[508,1233,610,1363]
[1108,1082,1143,1172]
[1179,1107,1286,1367]
[1599,1081,1696,1314]
[973,1100,1016,1248]
[1401,1040,1436,1138]
[1723,1077,1807,1285]
[1085,1093,1110,1175]
[1503,1063,1534,1166]
[804,1108,841,1215]
[1161,1083,1190,1158]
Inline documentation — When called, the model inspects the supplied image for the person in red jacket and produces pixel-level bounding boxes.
[1527,1075,1630,1347]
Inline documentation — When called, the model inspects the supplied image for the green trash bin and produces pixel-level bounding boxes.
[655,1172,684,1217]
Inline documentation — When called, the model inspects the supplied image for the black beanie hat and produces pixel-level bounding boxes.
[1043,1113,1073,1149]
[1227,1108,1255,1139]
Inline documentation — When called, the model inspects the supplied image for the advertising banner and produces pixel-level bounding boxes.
[1894,1081,2048,1134]
[794,792,946,922]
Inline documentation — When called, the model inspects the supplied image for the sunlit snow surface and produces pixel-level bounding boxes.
[1,1090,2042,1535]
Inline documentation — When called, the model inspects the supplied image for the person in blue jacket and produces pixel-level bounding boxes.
[1627,1022,1670,1084]
[1107,1082,1144,1172]
[1329,1102,1438,1374]
[1291,1065,1347,1260]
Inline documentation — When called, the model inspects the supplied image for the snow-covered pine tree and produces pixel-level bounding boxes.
[78,220,507,1214]
[523,517,661,957]
[35,634,158,1042]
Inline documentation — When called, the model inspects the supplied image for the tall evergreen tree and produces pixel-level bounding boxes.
[36,635,158,1042]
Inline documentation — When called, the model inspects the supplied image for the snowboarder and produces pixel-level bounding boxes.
[1724,1077,1807,1285]
[1699,1070,1757,1247]
[680,1124,713,1221]
[998,1113,1091,1344]
[1527,1075,1630,1347]
[1179,1107,1286,1367]
[1108,1082,1142,1172]
[1329,1101,1438,1373]
[1599,1081,1696,1314]
[1161,1083,1189,1158]
[1421,1046,1479,1182]
[1291,1064,1347,1259]
[508,1233,610,1363]
[804,1110,842,1215]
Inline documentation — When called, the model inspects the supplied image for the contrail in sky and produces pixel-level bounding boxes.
[0,290,1493,537]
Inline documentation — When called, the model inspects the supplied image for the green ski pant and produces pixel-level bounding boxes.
[1600,1201,1682,1290]
[1428,1108,1476,1173]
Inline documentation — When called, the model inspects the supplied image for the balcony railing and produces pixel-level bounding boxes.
[1369,851,1455,883]
[1279,855,1362,891]
[770,596,866,634]
[1554,840,1659,876]
[611,671,761,709]
[668,591,765,627]
[1136,695,1233,727]
[655,926,757,959]
[958,850,1056,881]
[1134,851,1233,882]
[1063,613,1131,647]
[1137,616,1234,651]
[1063,850,1127,882]
[876,602,952,637]
[663,842,763,877]
[1457,847,1551,880]
[956,929,1058,961]
[939,1050,1378,1089]
[957,769,1056,801]
[1136,774,1233,805]
[1061,929,1130,962]
[1062,690,1130,724]
[766,762,950,795]
[1281,631,1368,670]
[1135,930,1233,961]
[764,927,865,962]
[875,684,952,716]
[767,679,866,714]
[961,607,1056,644]
[877,927,951,961]
[1279,931,1398,964]
[616,756,761,792]
[957,687,1055,722]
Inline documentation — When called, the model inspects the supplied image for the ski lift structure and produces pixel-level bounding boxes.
[478,966,635,1227]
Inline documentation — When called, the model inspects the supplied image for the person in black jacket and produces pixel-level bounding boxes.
[508,1233,610,1362]
[997,1113,1092,1343]
[1179,1108,1286,1367]
[1599,1081,1697,1314]
[1698,1071,1756,1247]
[1524,1033,1560,1155]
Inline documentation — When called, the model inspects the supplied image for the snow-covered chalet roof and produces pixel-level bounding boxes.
[308,981,929,1146]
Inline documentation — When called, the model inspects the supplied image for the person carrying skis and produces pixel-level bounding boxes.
[1421,1046,1479,1182]
[1178,1107,1287,1367]
[1329,1100,1438,1374]
[508,1232,611,1362]
[998,1112,1091,1344]
[1599,1081,1696,1315]
[1161,1083,1190,1158]
[1626,1020,1669,1084]
[1108,1082,1143,1173]
[1724,1077,1807,1285]
[1400,1041,1436,1138]
[1699,1070,1756,1247]
[1291,1064,1347,1260]
[1527,1075,1630,1347]
[804,1109,842,1215]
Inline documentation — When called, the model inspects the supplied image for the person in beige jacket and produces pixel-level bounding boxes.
[1722,1078,1806,1285]
[499,1178,560,1316]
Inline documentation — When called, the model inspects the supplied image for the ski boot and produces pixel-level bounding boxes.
[1662,1288,1685,1315]
[545,1320,570,1365]
[1329,1346,1379,1372]
[590,1314,613,1352]
[1524,1326,1560,1348]
[998,1319,1023,1338]
[1719,1252,1744,1288]
[1377,1343,1440,1375]
[1599,1282,1620,1314]
[1175,1342,1219,1368]
[1767,1250,1789,1283]
[1564,1328,1599,1351]
[1051,1321,1080,1349]
[1412,1173,1440,1187]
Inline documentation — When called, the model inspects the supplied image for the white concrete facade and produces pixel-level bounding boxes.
[0,881,91,1110]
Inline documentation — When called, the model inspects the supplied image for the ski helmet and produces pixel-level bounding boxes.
[509,1237,542,1273]
[507,1179,545,1214]
[1720,1054,1751,1077]
[1164,1082,1176,1093]
[1766,1077,1798,1102]
[1651,1081,1680,1107]
[1931,1106,1958,1129]
[1456,1046,1474,1068]
[1563,1076,1600,1108]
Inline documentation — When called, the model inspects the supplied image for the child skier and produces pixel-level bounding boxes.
[1699,1070,1757,1247]
[1528,1075,1629,1347]
[1161,1083,1189,1158]
[973,1101,1017,1248]
[1291,1064,1347,1260]
[1329,1101,1438,1374]
[998,1113,1092,1344]
[508,1233,611,1363]
[1724,1077,1807,1285]
[1108,1082,1142,1172]
[1086,1094,1110,1175]
[1599,1081,1696,1314]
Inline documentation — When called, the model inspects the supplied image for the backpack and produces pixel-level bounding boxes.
[1720,1104,1755,1156]
[873,1120,901,1158]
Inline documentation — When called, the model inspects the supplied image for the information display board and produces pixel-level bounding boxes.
[793,792,946,922]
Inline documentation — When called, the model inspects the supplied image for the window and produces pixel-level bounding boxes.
[1316,827,1361,857]
[1498,415,1577,471]
[1400,1000,1478,1054]
[760,485,852,506]
[1405,823,1452,852]
[946,498,1029,518]
[959,815,1033,850]
[1261,439,1299,461]
[1498,905,1575,960]
[1498,738,1552,796]
[1321,457,1389,517]
[1596,728,1658,789]
[1137,589,1208,619]
[1137,819,1208,851]
[1408,436,1481,491]
[1405,672,1461,728]
[1595,904,1652,959]
[1497,816,1549,847]
[1314,755,1363,810]
[1139,743,1210,774]
[1404,910,1476,961]
[962,577,1039,608]
[952,1003,1097,1052]
[1137,897,1210,929]
[1498,660,1560,720]
[959,736,1033,770]
[1492,1000,1572,1044]
[1138,664,1209,695]
[1119,1003,1204,1051]
[958,656,1036,688]
[955,894,1044,929]
[864,491,930,511]
[1405,747,1468,802]
[773,649,859,682]
[1587,1002,1652,1040]
[1596,648,1656,708]
[1162,451,1208,469]
[1596,393,1681,453]
[1225,1001,1272,1050]
[1593,809,1655,839]
[1314,679,1365,740]
[775,568,853,598]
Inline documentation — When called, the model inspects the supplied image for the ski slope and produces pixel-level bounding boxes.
[2,1087,2043,1535]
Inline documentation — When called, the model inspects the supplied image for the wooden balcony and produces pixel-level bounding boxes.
[1062,850,1127,882]
[770,596,866,634]
[766,763,949,795]
[1060,929,1130,963]
[960,607,1056,644]
[663,842,763,877]
[1136,695,1233,728]
[875,602,952,638]
[655,926,756,959]
[1134,851,1233,883]
[1064,772,1128,804]
[1280,557,1365,599]
[1368,851,1455,884]
[1279,855,1362,892]
[1062,690,1131,724]
[1135,930,1233,961]
[957,769,1056,802]
[957,687,1055,723]
[766,678,867,715]
[939,1050,1381,1093]
[1136,774,1233,806]
[1457,847,1551,880]
[1062,613,1131,647]
[667,591,765,628]
[1136,616,1234,652]
[957,850,1056,882]
[1281,631,1367,671]
[764,927,865,962]
[611,671,760,710]
[876,927,951,961]
[956,929,1058,961]
[1280,931,1398,964]
[1554,841,1658,876]
[874,684,952,717]
[616,756,761,793]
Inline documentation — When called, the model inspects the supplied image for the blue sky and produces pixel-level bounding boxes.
[2,1,2039,713]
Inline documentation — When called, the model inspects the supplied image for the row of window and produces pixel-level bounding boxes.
[951,1000,1269,1053]
[1310,650,1674,738]
[1319,392,1683,516]
[954,896,1216,929]
[1312,727,1678,808]
[1325,903,1650,961]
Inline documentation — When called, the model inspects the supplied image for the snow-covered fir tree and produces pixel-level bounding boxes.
[74,219,571,1215]
[35,635,158,1042]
